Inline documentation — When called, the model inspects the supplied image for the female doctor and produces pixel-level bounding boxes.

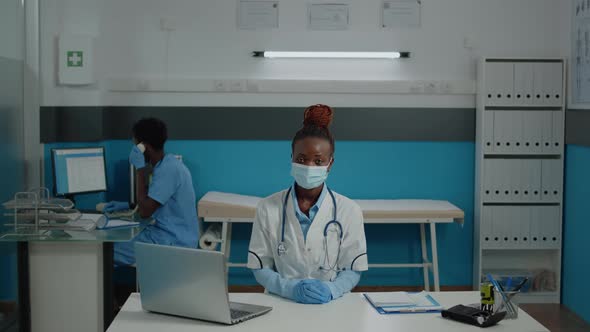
[247,104,368,304]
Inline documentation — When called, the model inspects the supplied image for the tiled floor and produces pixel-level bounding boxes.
[520,304,589,332]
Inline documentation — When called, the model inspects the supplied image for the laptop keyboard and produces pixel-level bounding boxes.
[230,309,252,320]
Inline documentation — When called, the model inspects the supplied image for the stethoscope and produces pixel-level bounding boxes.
[277,186,344,272]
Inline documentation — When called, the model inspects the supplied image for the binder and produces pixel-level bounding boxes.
[514,111,525,154]
[509,111,523,154]
[520,159,535,203]
[508,159,520,202]
[527,160,542,203]
[528,111,543,154]
[485,62,514,106]
[519,206,531,248]
[539,206,553,248]
[545,63,563,106]
[484,63,500,106]
[489,159,500,202]
[541,159,562,202]
[483,111,495,153]
[552,111,564,154]
[493,112,511,153]
[498,159,509,202]
[548,206,561,247]
[500,207,511,248]
[514,63,534,106]
[521,111,534,153]
[491,207,502,248]
[513,206,524,248]
[529,207,542,248]
[482,207,493,248]
[540,112,553,154]
[533,63,546,106]
[500,63,515,106]
[482,159,493,202]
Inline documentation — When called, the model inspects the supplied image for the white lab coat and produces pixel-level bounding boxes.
[247,188,368,281]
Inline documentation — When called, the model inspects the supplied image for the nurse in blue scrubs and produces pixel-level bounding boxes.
[105,118,199,266]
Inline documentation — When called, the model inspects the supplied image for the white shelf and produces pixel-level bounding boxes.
[473,57,566,304]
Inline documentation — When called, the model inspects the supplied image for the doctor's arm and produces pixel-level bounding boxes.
[324,204,368,299]
[323,270,361,299]
[253,269,302,300]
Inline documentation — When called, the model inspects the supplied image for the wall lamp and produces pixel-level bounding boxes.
[252,51,410,59]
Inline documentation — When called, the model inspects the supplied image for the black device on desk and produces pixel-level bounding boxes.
[442,305,506,328]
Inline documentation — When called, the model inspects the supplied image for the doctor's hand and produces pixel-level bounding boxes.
[104,201,129,213]
[129,145,146,169]
[294,279,333,304]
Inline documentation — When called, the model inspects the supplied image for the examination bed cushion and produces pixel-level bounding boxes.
[198,192,464,223]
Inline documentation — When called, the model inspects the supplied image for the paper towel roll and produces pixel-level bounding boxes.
[199,224,222,250]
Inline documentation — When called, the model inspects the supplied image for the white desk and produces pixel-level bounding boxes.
[107,292,548,332]
[0,219,147,332]
[198,192,465,291]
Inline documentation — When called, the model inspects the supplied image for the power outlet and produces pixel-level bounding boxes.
[229,80,246,92]
[424,81,437,94]
[214,80,227,92]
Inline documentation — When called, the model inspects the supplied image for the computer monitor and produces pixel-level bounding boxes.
[51,147,107,196]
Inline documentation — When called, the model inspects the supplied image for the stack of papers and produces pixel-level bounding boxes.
[364,291,443,314]
[98,219,139,229]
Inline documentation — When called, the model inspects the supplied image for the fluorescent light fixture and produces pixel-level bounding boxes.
[252,51,410,59]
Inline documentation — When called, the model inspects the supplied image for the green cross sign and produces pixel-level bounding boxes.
[67,51,83,67]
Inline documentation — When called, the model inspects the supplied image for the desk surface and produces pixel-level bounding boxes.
[108,292,548,332]
[0,220,147,242]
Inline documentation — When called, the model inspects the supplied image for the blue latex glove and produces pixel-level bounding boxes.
[104,201,130,213]
[129,145,146,169]
[294,279,332,304]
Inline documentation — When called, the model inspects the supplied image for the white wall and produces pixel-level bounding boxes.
[0,0,23,60]
[40,0,567,108]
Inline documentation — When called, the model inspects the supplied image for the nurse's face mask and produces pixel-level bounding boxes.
[291,137,333,189]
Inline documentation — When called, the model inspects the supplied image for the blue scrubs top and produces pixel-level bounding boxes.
[114,154,198,265]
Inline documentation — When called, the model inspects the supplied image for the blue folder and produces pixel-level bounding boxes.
[363,293,443,315]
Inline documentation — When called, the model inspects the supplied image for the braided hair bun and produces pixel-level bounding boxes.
[292,104,336,154]
[303,104,333,128]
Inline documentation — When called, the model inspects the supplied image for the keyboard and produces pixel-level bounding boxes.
[230,309,252,320]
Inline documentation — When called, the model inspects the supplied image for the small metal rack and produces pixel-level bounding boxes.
[1,187,80,237]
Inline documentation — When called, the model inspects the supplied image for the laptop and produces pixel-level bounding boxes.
[135,242,272,324]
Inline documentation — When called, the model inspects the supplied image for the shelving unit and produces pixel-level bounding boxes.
[473,58,566,304]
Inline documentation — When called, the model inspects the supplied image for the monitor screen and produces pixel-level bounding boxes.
[52,147,107,196]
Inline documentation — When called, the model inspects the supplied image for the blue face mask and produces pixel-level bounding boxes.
[290,162,330,189]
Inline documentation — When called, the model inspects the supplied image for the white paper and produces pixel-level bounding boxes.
[103,219,139,229]
[308,3,350,30]
[382,0,420,29]
[365,292,414,307]
[238,1,279,30]
[573,0,590,103]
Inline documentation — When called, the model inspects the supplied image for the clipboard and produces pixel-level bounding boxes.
[363,292,443,315]
[95,215,139,230]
